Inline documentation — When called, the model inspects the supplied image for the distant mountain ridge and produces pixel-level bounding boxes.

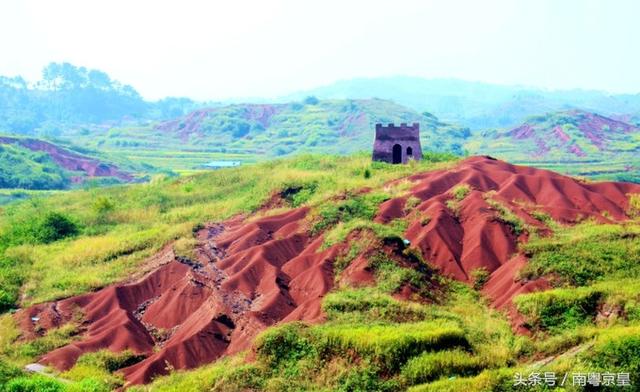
[286,76,640,129]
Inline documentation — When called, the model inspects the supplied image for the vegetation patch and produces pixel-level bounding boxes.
[483,191,526,236]
[311,191,391,235]
[61,350,146,390]
[449,184,471,201]
[401,349,485,384]
[315,321,469,372]
[470,267,490,291]
[0,143,69,190]
[515,286,603,332]
[323,218,406,250]
[520,222,640,286]
[629,193,640,218]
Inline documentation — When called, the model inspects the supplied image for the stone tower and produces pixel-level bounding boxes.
[372,123,422,164]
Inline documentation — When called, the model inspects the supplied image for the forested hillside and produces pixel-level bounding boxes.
[0,63,202,136]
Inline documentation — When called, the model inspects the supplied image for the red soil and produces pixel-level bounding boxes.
[0,136,133,181]
[17,208,339,385]
[376,156,640,329]
[15,156,640,383]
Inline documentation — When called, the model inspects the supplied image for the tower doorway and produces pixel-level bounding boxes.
[392,144,402,164]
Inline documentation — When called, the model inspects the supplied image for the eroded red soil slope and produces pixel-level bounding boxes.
[18,208,337,384]
[15,156,640,383]
[375,156,639,331]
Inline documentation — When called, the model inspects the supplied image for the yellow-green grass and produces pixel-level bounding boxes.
[520,221,640,286]
[0,153,456,310]
[315,321,468,371]
[400,349,485,384]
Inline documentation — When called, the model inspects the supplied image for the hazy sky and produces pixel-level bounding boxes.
[1,0,638,100]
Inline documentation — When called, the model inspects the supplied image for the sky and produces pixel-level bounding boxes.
[1,0,638,100]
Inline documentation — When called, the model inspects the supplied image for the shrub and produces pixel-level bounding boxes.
[279,181,318,207]
[335,363,399,392]
[0,359,23,387]
[255,322,317,370]
[450,184,471,201]
[0,287,19,313]
[471,268,490,290]
[92,196,115,215]
[1,211,79,247]
[36,212,79,243]
[585,326,640,387]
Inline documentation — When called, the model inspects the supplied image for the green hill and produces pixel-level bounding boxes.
[0,143,68,189]
[0,135,139,191]
[65,99,469,172]
[467,110,640,181]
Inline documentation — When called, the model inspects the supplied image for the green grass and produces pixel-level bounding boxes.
[514,220,640,334]
[483,191,526,236]
[0,153,456,310]
[1,320,78,363]
[450,184,471,201]
[401,349,485,384]
[520,221,640,286]
[316,321,469,372]
[0,142,69,190]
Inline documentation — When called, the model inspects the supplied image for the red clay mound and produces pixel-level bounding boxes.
[17,208,339,384]
[15,156,640,382]
[376,156,640,329]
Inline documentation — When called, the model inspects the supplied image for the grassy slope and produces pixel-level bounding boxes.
[467,111,640,182]
[1,155,640,391]
[0,135,153,192]
[0,143,68,190]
